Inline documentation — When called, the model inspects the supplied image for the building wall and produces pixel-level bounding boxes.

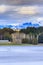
[12,33,38,44]
[12,33,26,44]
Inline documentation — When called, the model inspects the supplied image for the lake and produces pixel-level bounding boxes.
[0,46,43,65]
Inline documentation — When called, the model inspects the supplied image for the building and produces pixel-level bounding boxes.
[11,32,43,44]
[12,32,26,44]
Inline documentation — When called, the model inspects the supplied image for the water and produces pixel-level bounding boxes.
[0,46,43,65]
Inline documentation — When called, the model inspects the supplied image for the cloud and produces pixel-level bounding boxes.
[0,0,43,5]
[14,6,43,15]
[0,5,6,13]
[17,6,37,15]
[11,23,20,26]
[0,5,11,13]
[6,5,43,16]
[36,17,43,26]
[37,17,43,21]
[0,4,43,27]
[0,5,43,16]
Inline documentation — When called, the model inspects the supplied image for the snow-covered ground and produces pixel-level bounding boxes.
[0,46,43,65]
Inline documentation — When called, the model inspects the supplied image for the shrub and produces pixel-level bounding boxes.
[22,38,38,45]
[22,38,29,43]
[32,38,38,45]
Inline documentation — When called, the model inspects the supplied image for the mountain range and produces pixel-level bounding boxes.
[0,22,40,29]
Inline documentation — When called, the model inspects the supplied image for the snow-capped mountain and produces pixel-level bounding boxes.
[0,22,40,29]
[18,22,39,29]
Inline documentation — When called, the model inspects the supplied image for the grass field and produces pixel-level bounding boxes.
[0,42,33,46]
[0,42,42,46]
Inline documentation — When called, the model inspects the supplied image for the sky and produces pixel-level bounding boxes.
[0,0,43,28]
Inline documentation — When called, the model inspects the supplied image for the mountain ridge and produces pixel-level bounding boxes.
[0,22,40,29]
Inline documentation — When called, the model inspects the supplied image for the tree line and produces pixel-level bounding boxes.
[0,28,15,41]
[20,27,43,35]
[20,27,43,44]
[0,27,43,44]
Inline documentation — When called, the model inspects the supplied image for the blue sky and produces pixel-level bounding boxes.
[0,0,43,29]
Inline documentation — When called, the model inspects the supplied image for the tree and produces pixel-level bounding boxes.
[20,27,38,44]
[37,27,43,33]
[4,32,12,41]
[2,28,15,34]
[0,28,15,41]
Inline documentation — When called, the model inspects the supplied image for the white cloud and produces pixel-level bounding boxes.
[36,17,43,26]
[0,5,43,27]
[37,17,43,21]
[11,23,20,26]
[0,5,7,13]
[0,5,9,13]
[17,6,37,15]
[0,5,43,15]
[29,17,43,26]
[0,5,13,13]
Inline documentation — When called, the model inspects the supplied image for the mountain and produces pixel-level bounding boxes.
[23,22,33,27]
[0,25,13,29]
[19,22,39,29]
[33,24,39,27]
[0,22,40,29]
